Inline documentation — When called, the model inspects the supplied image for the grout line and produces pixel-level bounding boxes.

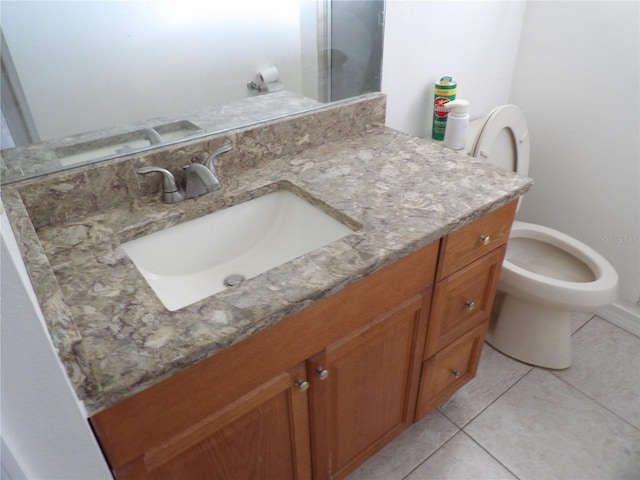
[570,313,596,336]
[553,315,640,432]
[438,345,534,430]
[463,430,522,480]
[400,427,462,480]
[455,365,535,430]
[549,368,640,433]
[598,314,640,338]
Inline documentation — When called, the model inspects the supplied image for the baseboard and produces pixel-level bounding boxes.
[597,302,640,338]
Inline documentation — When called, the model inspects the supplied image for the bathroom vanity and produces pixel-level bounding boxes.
[92,200,516,480]
[1,94,530,479]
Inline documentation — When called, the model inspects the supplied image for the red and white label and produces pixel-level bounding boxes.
[434,97,450,118]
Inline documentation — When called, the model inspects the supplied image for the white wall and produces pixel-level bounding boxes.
[381,0,527,138]
[2,0,306,141]
[509,1,640,321]
[0,209,112,479]
[382,0,640,330]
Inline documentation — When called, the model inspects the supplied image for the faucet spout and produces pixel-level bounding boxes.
[183,163,222,198]
[142,128,164,145]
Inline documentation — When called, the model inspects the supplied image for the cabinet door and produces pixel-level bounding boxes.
[308,293,430,480]
[115,363,312,480]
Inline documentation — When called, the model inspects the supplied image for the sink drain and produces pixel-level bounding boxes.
[224,274,245,288]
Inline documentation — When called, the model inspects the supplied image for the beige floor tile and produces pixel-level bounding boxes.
[554,317,640,428]
[465,368,640,480]
[570,312,593,333]
[439,343,532,427]
[346,410,458,480]
[406,431,517,480]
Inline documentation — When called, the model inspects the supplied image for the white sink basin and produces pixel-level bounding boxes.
[122,190,355,310]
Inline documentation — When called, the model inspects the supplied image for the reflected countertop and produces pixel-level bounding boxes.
[1,91,322,184]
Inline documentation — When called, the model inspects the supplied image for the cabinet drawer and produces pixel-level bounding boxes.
[437,200,516,280]
[425,246,505,359]
[415,320,488,420]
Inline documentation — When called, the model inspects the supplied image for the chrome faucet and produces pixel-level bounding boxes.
[142,128,164,145]
[136,146,231,203]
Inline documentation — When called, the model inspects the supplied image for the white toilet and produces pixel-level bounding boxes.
[465,104,618,369]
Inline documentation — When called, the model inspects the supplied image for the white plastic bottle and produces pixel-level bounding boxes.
[443,99,470,150]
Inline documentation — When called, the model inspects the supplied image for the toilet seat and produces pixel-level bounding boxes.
[500,221,619,312]
[471,105,530,180]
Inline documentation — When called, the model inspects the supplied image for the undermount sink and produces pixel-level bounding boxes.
[122,190,356,310]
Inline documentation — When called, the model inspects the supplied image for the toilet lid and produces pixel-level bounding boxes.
[471,105,530,177]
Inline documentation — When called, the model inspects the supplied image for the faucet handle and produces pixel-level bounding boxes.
[136,166,185,203]
[204,145,232,171]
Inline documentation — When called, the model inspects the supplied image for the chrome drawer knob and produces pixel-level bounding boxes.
[479,234,491,246]
[316,367,330,380]
[295,378,310,392]
[465,300,476,311]
[452,369,462,379]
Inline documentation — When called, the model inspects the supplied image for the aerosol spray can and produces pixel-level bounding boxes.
[432,76,457,140]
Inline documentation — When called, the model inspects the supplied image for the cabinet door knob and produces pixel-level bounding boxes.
[452,369,462,379]
[295,378,310,392]
[316,367,330,380]
[479,234,491,246]
[465,300,476,311]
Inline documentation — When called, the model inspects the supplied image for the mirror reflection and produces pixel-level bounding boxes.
[0,0,384,184]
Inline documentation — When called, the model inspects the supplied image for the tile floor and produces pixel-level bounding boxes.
[347,314,640,480]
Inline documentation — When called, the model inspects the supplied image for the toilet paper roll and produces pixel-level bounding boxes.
[258,66,280,84]
[253,66,284,93]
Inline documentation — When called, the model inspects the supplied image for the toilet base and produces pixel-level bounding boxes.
[486,292,572,369]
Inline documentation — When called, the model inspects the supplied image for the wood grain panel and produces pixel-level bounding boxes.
[425,246,505,359]
[309,293,430,480]
[416,320,488,420]
[437,200,516,280]
[116,364,311,480]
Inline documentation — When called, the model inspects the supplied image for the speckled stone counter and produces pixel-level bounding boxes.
[2,94,532,415]
[1,90,321,184]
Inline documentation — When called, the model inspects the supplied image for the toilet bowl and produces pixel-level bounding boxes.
[465,105,618,369]
[490,221,618,369]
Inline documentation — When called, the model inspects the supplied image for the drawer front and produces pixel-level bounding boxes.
[425,246,505,359]
[437,200,516,280]
[415,320,488,420]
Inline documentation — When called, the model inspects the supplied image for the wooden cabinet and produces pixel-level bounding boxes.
[92,241,439,480]
[308,293,430,480]
[416,200,516,420]
[116,363,313,480]
[91,201,517,480]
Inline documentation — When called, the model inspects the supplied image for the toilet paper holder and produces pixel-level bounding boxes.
[247,80,267,92]
[247,67,284,93]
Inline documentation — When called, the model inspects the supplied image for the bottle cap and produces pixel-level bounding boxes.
[445,99,469,116]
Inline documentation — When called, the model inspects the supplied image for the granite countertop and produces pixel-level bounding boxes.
[3,123,532,416]
[1,91,322,184]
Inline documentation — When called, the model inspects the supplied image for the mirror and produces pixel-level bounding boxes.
[0,0,385,184]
